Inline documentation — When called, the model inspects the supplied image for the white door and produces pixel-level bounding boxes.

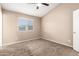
[73,9,79,51]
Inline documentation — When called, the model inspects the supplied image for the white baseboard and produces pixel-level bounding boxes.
[3,36,72,48]
[4,37,40,46]
[41,37,72,47]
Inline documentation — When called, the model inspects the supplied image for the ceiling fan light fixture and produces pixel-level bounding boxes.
[36,6,39,9]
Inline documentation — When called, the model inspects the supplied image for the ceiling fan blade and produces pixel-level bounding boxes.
[42,3,49,6]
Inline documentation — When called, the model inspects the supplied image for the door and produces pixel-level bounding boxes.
[73,9,79,51]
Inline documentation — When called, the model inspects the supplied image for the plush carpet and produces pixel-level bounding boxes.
[1,39,79,56]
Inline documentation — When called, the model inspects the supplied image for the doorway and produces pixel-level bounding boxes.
[73,9,79,52]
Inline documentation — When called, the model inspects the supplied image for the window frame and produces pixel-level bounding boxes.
[17,17,33,32]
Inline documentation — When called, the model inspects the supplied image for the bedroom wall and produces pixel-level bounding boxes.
[41,4,79,47]
[0,5,2,46]
[3,10,41,46]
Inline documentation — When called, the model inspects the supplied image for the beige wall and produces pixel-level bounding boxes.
[3,10,41,46]
[0,5,2,46]
[41,4,79,47]
[3,4,79,47]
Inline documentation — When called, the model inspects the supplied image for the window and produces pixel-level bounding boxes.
[18,17,33,32]
[28,20,33,30]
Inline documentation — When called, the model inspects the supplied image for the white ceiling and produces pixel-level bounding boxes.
[1,3,59,17]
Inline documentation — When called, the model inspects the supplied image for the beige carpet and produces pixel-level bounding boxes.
[1,39,79,56]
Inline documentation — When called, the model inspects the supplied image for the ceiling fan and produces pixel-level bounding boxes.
[37,3,49,9]
[29,3,49,9]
